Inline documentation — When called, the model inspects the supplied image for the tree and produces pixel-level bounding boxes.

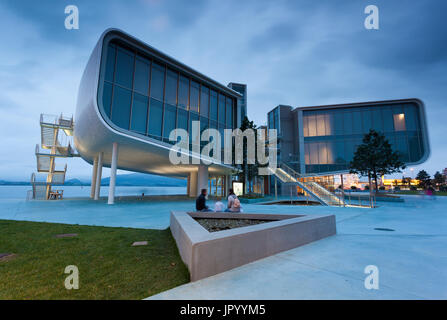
[433,171,446,189]
[402,177,412,189]
[349,129,406,192]
[416,170,431,189]
[237,116,260,194]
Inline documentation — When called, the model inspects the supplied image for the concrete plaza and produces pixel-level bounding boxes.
[1,193,446,299]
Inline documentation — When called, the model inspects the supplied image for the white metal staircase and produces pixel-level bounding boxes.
[30,114,79,200]
[269,162,345,206]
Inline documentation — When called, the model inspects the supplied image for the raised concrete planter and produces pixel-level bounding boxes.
[170,211,336,281]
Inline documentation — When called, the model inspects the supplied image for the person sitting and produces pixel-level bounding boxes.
[214,198,224,212]
[225,188,242,213]
[196,188,212,212]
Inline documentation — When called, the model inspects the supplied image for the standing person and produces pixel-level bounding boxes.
[225,188,242,213]
[196,189,212,212]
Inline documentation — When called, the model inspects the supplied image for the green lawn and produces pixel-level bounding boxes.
[0,220,189,299]
[394,190,447,196]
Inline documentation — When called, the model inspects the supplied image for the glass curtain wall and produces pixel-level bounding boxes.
[302,104,424,174]
[101,41,237,153]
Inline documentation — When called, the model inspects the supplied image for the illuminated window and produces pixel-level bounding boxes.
[393,113,406,131]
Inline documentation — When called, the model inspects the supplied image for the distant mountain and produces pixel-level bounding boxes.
[101,173,186,187]
[64,178,86,186]
[1,173,186,187]
[0,180,30,186]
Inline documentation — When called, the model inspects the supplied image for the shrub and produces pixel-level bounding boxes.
[379,186,386,191]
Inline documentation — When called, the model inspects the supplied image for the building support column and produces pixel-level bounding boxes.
[90,157,98,199]
[94,152,103,200]
[225,175,231,197]
[274,176,278,199]
[188,172,198,197]
[197,165,209,196]
[108,143,118,205]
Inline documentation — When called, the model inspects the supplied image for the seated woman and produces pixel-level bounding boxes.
[225,188,242,213]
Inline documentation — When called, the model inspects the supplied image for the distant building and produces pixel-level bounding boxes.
[266,100,430,196]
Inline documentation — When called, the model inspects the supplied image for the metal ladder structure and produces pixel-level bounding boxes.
[269,162,345,206]
[29,114,79,200]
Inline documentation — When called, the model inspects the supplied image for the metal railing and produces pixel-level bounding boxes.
[271,162,375,208]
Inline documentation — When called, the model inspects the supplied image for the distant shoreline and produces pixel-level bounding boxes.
[0,183,185,187]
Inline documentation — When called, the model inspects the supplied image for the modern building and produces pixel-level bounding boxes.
[266,99,430,196]
[74,29,244,204]
[75,29,431,206]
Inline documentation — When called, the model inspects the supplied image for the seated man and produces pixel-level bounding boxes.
[196,188,212,212]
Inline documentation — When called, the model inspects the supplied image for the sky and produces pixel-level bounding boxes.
[0,0,446,181]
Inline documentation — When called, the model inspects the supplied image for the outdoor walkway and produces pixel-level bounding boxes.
[1,194,446,299]
[148,195,447,299]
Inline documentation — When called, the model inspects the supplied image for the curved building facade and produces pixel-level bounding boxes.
[75,29,243,203]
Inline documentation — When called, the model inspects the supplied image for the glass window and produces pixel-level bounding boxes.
[115,47,134,89]
[177,108,188,132]
[226,97,233,128]
[163,104,177,139]
[304,143,310,164]
[165,69,178,106]
[334,141,345,164]
[408,132,422,162]
[309,143,318,164]
[307,115,317,137]
[382,107,394,132]
[352,111,362,134]
[130,93,148,134]
[325,113,333,135]
[210,90,218,121]
[200,116,209,134]
[150,62,165,101]
[102,82,113,118]
[393,113,406,131]
[371,108,383,132]
[302,115,308,136]
[200,85,209,117]
[209,120,218,130]
[218,94,226,125]
[404,104,418,131]
[334,112,343,135]
[111,86,132,129]
[274,108,279,131]
[134,56,150,95]
[362,109,373,133]
[343,112,353,135]
[316,114,325,136]
[105,44,116,82]
[318,142,328,164]
[395,137,409,162]
[178,75,189,109]
[268,111,274,129]
[189,81,199,112]
[189,112,200,147]
[148,98,163,138]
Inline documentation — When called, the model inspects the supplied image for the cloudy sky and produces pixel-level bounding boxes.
[0,0,445,181]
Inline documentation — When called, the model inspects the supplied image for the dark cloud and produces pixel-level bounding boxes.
[0,0,446,179]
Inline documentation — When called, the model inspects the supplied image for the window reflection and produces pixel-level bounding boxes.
[101,41,238,153]
[393,113,406,131]
[302,103,423,174]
